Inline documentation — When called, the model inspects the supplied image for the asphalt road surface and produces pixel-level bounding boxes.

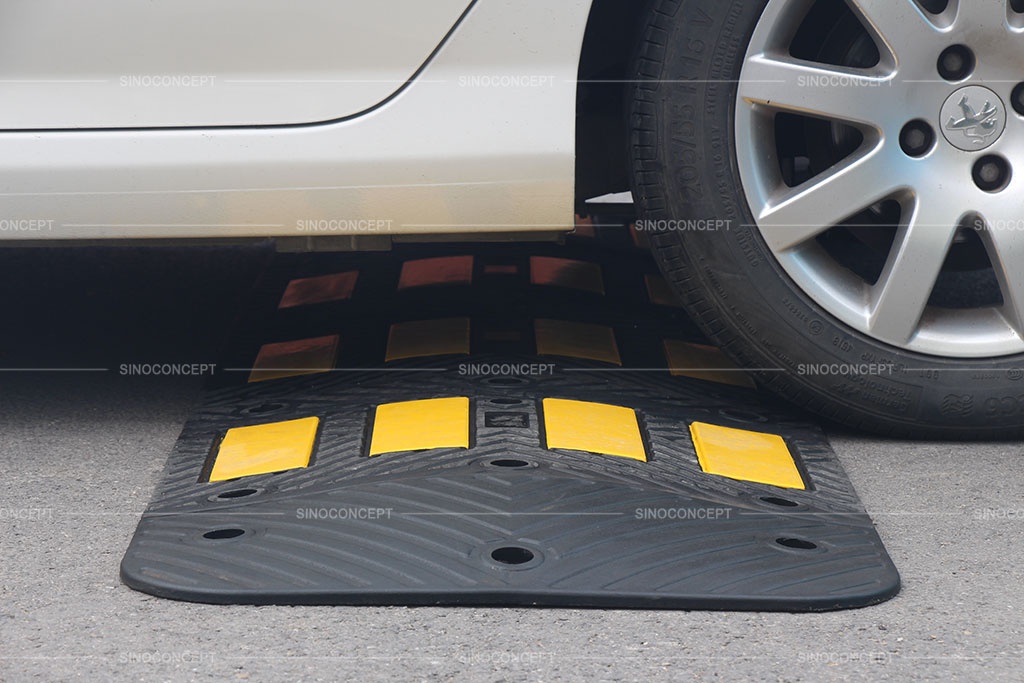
[1,244,1022,682]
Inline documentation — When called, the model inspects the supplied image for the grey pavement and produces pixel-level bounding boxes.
[1,245,1022,682]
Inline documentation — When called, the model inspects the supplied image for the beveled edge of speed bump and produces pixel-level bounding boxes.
[369,397,471,456]
[541,398,647,462]
[689,422,805,490]
[208,416,320,482]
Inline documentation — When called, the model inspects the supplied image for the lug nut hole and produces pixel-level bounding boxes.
[899,120,935,158]
[1011,82,1024,118]
[973,155,1012,193]
[937,45,975,82]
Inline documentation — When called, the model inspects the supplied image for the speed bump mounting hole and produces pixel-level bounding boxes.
[491,547,535,565]
[489,459,531,468]
[776,537,817,550]
[203,528,246,540]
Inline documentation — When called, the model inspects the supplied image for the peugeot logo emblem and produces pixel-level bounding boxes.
[940,86,1006,152]
[946,95,1000,144]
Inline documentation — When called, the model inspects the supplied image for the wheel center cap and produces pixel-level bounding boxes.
[940,85,1006,152]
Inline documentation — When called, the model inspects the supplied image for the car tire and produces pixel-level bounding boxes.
[628,0,1024,438]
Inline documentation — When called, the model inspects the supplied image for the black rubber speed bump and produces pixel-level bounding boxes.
[122,241,899,610]
[122,355,898,610]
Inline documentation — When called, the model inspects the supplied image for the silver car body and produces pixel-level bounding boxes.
[0,0,595,242]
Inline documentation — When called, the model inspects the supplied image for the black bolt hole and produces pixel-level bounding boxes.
[899,119,935,158]
[973,155,1012,193]
[203,528,246,540]
[761,496,799,508]
[776,537,817,550]
[215,488,260,500]
[937,44,975,82]
[491,546,535,565]
[1013,83,1024,117]
[490,459,530,468]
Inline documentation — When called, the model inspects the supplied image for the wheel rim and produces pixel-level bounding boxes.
[736,0,1024,358]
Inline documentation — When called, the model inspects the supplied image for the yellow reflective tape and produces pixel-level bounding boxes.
[663,339,756,389]
[644,274,682,308]
[369,397,471,456]
[278,271,358,309]
[530,256,605,294]
[248,335,339,383]
[542,398,646,461]
[689,422,805,490]
[386,318,471,362]
[534,319,621,365]
[210,417,319,482]
[398,256,474,290]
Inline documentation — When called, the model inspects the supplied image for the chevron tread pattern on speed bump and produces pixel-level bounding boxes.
[121,228,899,610]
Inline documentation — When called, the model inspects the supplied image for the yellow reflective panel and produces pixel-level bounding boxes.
[663,339,756,389]
[542,398,646,462]
[278,271,359,309]
[644,274,682,308]
[397,256,474,290]
[210,417,320,482]
[530,256,605,294]
[248,335,339,383]
[689,422,805,490]
[369,397,470,456]
[385,318,471,361]
[534,319,621,365]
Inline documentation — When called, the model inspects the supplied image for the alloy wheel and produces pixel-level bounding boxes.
[736,0,1024,357]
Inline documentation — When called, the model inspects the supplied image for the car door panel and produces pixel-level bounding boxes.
[0,0,473,129]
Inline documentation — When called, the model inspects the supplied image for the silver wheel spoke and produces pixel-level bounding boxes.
[868,201,958,344]
[757,147,897,252]
[952,0,1011,31]
[980,222,1024,333]
[738,53,889,125]
[847,0,949,59]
